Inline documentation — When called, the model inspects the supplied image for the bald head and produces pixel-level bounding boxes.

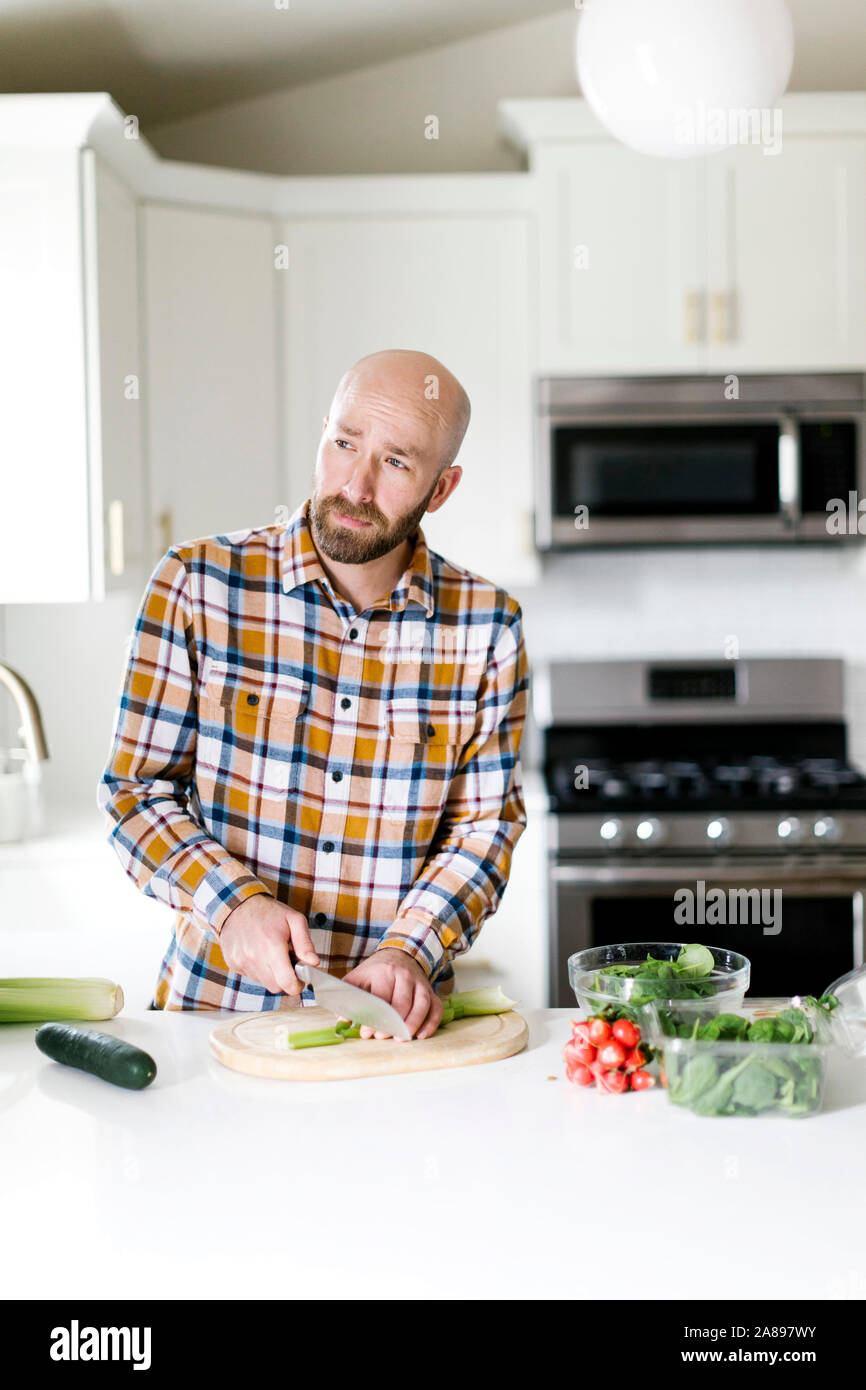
[330,348,470,473]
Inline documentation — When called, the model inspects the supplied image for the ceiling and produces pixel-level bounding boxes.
[2,0,864,136]
[0,0,566,127]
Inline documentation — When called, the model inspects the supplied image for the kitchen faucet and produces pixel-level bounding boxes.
[0,663,49,764]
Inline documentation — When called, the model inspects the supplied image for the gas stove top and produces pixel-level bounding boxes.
[549,753,866,813]
[536,658,866,856]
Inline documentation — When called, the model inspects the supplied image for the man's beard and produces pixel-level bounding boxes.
[309,480,439,564]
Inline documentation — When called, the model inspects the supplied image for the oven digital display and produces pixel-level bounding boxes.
[648,667,737,701]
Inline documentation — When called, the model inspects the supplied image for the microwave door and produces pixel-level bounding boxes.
[544,417,789,546]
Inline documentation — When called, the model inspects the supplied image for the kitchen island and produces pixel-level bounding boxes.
[3,998,866,1302]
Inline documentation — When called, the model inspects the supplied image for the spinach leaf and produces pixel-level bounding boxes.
[675,943,715,979]
[746,1017,778,1043]
[669,1053,719,1106]
[732,1061,779,1111]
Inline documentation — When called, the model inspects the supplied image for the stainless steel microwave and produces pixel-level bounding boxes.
[535,373,866,549]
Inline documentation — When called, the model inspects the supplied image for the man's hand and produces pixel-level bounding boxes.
[342,948,443,1041]
[219,894,320,996]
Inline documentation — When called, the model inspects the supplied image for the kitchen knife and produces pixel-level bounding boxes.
[294,963,413,1040]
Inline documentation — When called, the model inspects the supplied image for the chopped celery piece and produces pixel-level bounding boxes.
[287,1027,345,1049]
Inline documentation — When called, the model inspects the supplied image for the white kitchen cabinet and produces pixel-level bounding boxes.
[141,203,281,556]
[502,95,866,377]
[281,212,539,589]
[0,139,144,603]
[534,142,705,375]
[704,136,866,372]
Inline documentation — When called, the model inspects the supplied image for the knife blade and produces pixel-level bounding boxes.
[294,963,413,1040]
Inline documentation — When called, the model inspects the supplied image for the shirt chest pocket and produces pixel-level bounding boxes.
[386,698,478,754]
[198,658,309,778]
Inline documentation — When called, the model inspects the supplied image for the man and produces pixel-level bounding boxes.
[99,348,529,1040]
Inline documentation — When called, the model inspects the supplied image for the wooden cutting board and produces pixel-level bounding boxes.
[209,1004,528,1081]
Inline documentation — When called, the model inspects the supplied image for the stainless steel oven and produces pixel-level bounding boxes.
[535,373,866,549]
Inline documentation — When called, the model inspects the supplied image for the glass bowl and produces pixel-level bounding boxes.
[568,941,750,1021]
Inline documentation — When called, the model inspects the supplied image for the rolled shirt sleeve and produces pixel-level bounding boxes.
[376,602,530,982]
[97,549,271,934]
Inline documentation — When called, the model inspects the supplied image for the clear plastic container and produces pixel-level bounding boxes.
[647,996,833,1118]
[568,942,750,1020]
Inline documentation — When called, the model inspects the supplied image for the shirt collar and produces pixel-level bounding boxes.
[281,498,435,619]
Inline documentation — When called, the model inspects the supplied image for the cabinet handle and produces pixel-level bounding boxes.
[107,500,125,577]
[684,290,705,345]
[156,508,174,557]
[710,292,729,345]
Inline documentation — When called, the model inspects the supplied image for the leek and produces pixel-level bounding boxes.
[0,977,124,1024]
[285,986,517,1048]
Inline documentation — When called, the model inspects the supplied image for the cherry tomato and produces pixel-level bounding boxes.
[587,1018,611,1047]
[596,1068,628,1094]
[630,1069,656,1091]
[612,1018,639,1048]
[598,1040,627,1069]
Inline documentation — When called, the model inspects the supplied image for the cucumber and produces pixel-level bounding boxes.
[35,1023,157,1090]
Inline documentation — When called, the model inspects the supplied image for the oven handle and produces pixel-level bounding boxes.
[550,862,866,889]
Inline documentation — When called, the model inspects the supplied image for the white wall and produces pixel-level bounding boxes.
[148,4,866,177]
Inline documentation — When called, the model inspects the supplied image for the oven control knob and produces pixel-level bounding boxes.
[706,817,733,847]
[599,817,624,845]
[635,816,664,844]
[777,816,802,844]
[812,816,841,844]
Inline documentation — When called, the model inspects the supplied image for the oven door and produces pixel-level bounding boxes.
[548,860,865,1007]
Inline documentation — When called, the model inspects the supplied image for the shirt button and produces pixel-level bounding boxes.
[246,693,260,706]
[331,770,343,782]
[314,912,327,926]
[322,841,334,853]
[427,724,436,737]
[340,697,351,710]
[349,627,358,639]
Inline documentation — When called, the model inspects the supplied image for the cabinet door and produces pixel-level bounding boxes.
[281,214,538,588]
[142,204,280,557]
[0,147,91,602]
[535,143,705,374]
[705,137,866,371]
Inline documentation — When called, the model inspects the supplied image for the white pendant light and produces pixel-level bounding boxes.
[576,0,795,158]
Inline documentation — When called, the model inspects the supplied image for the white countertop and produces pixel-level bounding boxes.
[3,997,866,1301]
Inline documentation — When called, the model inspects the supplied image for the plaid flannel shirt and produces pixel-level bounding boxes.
[98,498,529,1010]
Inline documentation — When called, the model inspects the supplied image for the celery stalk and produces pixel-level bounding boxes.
[287,986,517,1046]
[0,978,124,1024]
[439,986,517,1026]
